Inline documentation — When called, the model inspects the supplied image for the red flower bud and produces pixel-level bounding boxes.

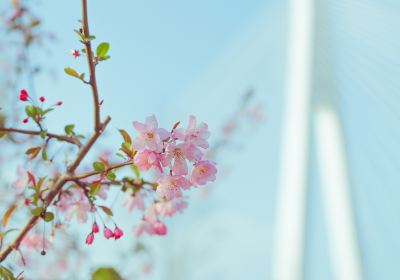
[85,232,94,245]
[103,227,114,239]
[39,96,45,102]
[92,222,99,233]
[56,101,63,106]
[19,89,28,101]
[22,118,29,123]
[114,227,124,240]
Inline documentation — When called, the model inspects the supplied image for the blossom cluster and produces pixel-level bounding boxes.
[129,115,217,236]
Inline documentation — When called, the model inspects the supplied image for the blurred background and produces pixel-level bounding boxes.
[1,0,400,279]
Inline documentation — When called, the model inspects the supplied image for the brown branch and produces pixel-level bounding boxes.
[82,0,101,132]
[0,118,111,263]
[70,160,133,181]
[0,127,81,147]
[0,0,110,264]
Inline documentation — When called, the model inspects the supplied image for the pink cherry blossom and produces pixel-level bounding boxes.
[156,174,192,200]
[162,143,189,175]
[177,115,210,148]
[12,166,28,194]
[154,198,188,217]
[134,150,163,172]
[114,227,124,240]
[85,232,94,245]
[153,222,167,236]
[189,160,217,185]
[122,192,146,213]
[57,189,92,223]
[132,115,170,152]
[103,227,114,239]
[134,220,155,237]
[21,233,48,251]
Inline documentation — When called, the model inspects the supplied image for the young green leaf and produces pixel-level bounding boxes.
[2,204,17,227]
[89,182,101,197]
[93,161,105,172]
[64,124,75,135]
[118,129,132,144]
[43,212,54,222]
[96,42,109,58]
[64,67,80,79]
[25,146,42,160]
[25,105,36,118]
[31,207,43,216]
[41,148,48,160]
[106,172,116,181]
[98,205,113,216]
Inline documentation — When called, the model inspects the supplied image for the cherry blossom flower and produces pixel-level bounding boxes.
[156,174,192,200]
[134,149,163,172]
[154,198,188,217]
[189,160,217,185]
[132,115,170,152]
[134,220,155,237]
[12,166,28,194]
[21,233,45,250]
[122,192,146,213]
[162,143,189,175]
[57,189,92,223]
[176,115,210,148]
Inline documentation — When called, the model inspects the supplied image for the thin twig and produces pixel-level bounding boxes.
[0,117,111,262]
[0,127,81,147]
[69,160,133,181]
[82,0,101,132]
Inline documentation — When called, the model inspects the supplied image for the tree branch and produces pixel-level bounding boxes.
[0,117,111,263]
[0,127,81,147]
[82,0,101,132]
[69,160,133,181]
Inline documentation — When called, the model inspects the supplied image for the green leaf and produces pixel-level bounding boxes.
[106,172,116,181]
[41,148,48,160]
[43,212,54,222]
[2,204,17,227]
[130,164,140,179]
[25,146,41,160]
[86,35,96,41]
[98,55,111,61]
[96,42,109,58]
[118,129,131,144]
[98,205,113,216]
[64,67,80,79]
[93,162,105,172]
[64,124,75,135]
[89,182,101,197]
[0,228,18,239]
[0,265,16,280]
[31,207,43,216]
[40,130,47,139]
[25,105,36,118]
[91,267,122,280]
[41,108,54,116]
